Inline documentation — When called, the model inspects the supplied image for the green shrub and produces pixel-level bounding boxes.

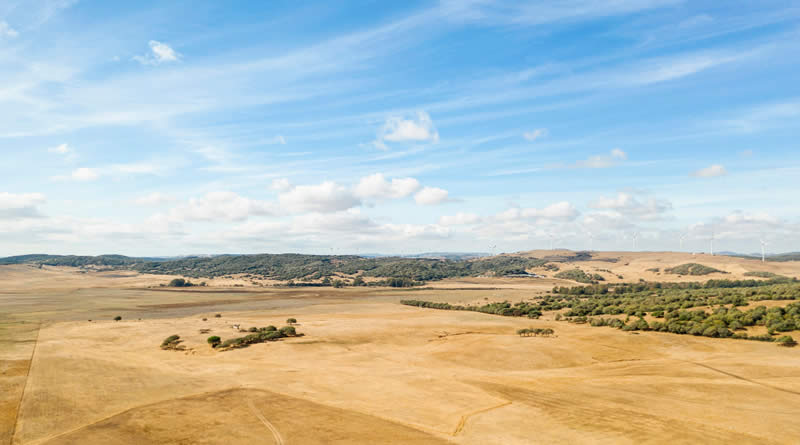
[279,326,297,336]
[776,335,797,347]
[554,269,596,283]
[114,315,122,321]
[286,318,297,325]
[207,336,221,347]
[161,335,182,349]
[168,278,194,287]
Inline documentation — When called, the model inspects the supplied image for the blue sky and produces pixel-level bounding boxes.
[1,0,799,256]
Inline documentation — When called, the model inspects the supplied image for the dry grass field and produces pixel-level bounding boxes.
[2,252,800,444]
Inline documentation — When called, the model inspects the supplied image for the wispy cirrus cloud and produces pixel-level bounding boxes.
[691,164,727,178]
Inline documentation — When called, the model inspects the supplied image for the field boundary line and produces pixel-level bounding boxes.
[9,321,41,445]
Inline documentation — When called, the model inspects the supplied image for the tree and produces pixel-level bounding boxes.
[207,336,221,348]
[168,278,187,287]
[286,318,297,325]
[114,315,122,321]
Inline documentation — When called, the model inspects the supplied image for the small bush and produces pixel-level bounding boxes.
[286,318,297,325]
[114,316,122,321]
[215,313,222,318]
[776,335,797,347]
[161,335,182,350]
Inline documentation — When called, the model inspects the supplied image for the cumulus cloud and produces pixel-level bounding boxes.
[0,21,18,38]
[0,192,46,219]
[524,201,579,220]
[373,111,439,149]
[691,164,727,177]
[574,148,627,168]
[133,40,181,65]
[291,209,377,234]
[279,181,361,213]
[523,128,548,141]
[414,187,450,205]
[271,178,292,192]
[172,191,274,222]
[354,173,420,200]
[590,192,672,220]
[70,167,99,181]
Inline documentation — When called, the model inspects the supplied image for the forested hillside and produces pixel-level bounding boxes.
[0,253,549,282]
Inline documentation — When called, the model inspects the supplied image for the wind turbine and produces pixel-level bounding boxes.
[760,238,767,263]
[631,232,639,251]
[679,233,688,251]
[709,229,715,256]
[548,234,555,251]
[588,233,594,252]
[489,244,497,256]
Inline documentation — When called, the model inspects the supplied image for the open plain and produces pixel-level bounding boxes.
[2,252,800,444]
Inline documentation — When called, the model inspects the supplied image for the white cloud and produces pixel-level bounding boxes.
[414,186,450,205]
[691,164,727,177]
[354,173,420,200]
[0,192,46,219]
[523,201,579,220]
[134,192,174,206]
[52,161,164,182]
[48,143,70,154]
[610,148,627,160]
[590,192,671,220]
[70,167,99,181]
[172,191,274,222]
[374,111,439,149]
[0,21,18,38]
[439,212,480,226]
[523,128,548,141]
[133,40,181,66]
[574,148,627,168]
[271,178,292,191]
[292,209,377,234]
[631,54,740,85]
[279,181,361,213]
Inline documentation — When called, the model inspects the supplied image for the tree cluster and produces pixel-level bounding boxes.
[517,328,554,337]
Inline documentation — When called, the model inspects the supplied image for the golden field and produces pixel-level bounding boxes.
[2,252,800,444]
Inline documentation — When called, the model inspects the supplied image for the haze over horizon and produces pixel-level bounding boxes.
[2,1,799,256]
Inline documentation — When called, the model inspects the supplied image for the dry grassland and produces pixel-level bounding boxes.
[2,253,800,444]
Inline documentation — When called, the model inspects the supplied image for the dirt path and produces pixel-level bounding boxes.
[247,397,285,445]
[452,400,512,436]
[9,322,40,445]
[687,361,800,397]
